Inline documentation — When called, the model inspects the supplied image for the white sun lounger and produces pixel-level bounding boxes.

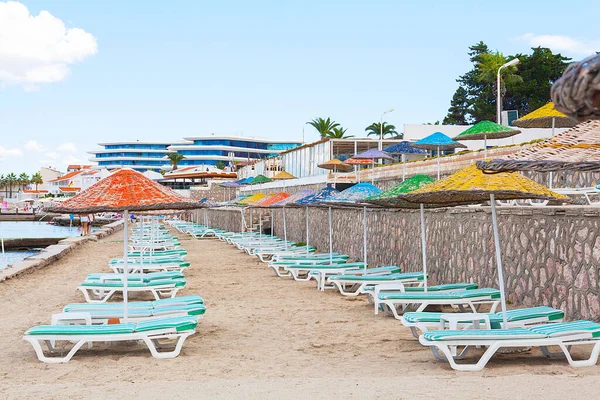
[327,271,425,297]
[78,274,186,303]
[375,288,501,319]
[419,320,600,371]
[24,316,198,363]
[401,306,565,338]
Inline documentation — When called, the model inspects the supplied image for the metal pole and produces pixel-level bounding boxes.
[497,68,502,124]
[371,159,375,185]
[420,204,428,291]
[490,194,508,328]
[305,206,309,254]
[402,154,406,181]
[249,208,253,232]
[549,118,555,189]
[1,237,7,269]
[271,209,274,237]
[328,207,333,264]
[363,206,367,272]
[123,210,129,322]
[484,135,488,159]
[283,206,288,250]
[259,209,262,235]
[437,146,441,180]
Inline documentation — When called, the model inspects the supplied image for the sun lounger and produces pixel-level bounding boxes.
[328,271,424,297]
[268,257,350,277]
[284,262,367,285]
[109,260,190,274]
[78,274,186,303]
[375,288,501,319]
[419,320,600,371]
[55,303,206,324]
[401,306,564,338]
[64,295,204,312]
[24,316,198,363]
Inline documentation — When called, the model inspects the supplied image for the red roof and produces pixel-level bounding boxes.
[58,187,81,192]
[23,189,49,194]
[67,164,92,170]
[47,170,83,183]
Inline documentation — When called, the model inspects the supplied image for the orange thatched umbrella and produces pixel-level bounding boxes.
[47,169,200,321]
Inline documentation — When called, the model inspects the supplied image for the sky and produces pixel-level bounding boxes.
[1,0,599,174]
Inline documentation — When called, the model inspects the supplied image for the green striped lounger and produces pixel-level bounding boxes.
[419,320,600,371]
[79,274,186,303]
[375,288,501,319]
[55,303,206,324]
[24,316,198,363]
[401,306,564,338]
[327,270,421,297]
[109,260,190,274]
[268,257,349,277]
[63,295,204,312]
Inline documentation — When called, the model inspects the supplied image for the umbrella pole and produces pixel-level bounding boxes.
[549,118,555,189]
[484,135,487,159]
[402,154,406,181]
[240,209,244,232]
[490,194,508,328]
[271,209,274,238]
[305,206,309,254]
[371,159,374,185]
[123,210,129,322]
[363,206,367,272]
[328,207,333,264]
[1,237,7,269]
[437,146,441,180]
[283,206,288,250]
[139,217,145,276]
[259,209,262,235]
[249,208,253,232]
[420,204,428,291]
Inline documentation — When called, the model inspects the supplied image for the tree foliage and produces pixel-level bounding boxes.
[444,42,570,124]
[306,117,340,138]
[326,127,354,139]
[365,122,399,139]
[167,153,185,170]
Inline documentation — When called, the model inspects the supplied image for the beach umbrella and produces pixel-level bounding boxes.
[411,132,467,179]
[477,120,600,174]
[384,141,428,181]
[220,180,242,201]
[324,182,381,204]
[453,121,520,159]
[397,164,568,327]
[345,158,373,183]
[46,169,200,321]
[238,193,266,205]
[365,174,435,207]
[318,158,353,187]
[352,149,394,184]
[271,171,297,180]
[551,53,600,122]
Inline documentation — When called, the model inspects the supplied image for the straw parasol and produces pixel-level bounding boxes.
[551,53,600,122]
[365,174,435,207]
[512,102,577,129]
[352,149,394,184]
[397,164,568,327]
[254,192,289,207]
[238,193,266,205]
[271,171,296,180]
[324,182,381,204]
[411,132,467,179]
[453,121,520,158]
[384,142,427,181]
[317,158,353,173]
[250,174,271,185]
[477,120,600,173]
[46,169,201,322]
[345,158,373,183]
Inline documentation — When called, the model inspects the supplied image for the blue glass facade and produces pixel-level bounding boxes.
[105,144,169,150]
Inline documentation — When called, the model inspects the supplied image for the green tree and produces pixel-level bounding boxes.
[326,127,354,139]
[30,172,43,191]
[306,117,340,138]
[167,153,185,170]
[476,52,523,107]
[443,86,470,125]
[216,161,226,170]
[365,122,399,139]
[0,175,6,197]
[5,173,17,198]
[18,173,30,192]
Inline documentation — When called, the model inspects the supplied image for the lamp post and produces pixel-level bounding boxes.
[379,108,395,151]
[496,58,520,125]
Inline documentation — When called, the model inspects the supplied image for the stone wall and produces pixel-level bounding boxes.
[206,206,600,321]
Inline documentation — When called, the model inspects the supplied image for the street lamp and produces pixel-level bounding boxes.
[496,58,520,124]
[379,108,395,151]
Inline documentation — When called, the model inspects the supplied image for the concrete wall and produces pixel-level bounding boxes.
[206,206,600,321]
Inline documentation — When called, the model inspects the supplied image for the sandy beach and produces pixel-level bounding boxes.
[1,228,598,399]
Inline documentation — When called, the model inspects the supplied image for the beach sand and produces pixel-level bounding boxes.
[0,228,598,399]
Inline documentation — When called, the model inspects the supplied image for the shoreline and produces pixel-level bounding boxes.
[0,220,123,282]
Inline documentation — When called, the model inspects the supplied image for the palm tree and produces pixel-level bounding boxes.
[30,172,43,191]
[167,153,185,170]
[0,175,5,198]
[18,173,30,192]
[5,173,17,198]
[326,127,354,139]
[365,122,399,139]
[476,52,523,98]
[306,117,340,138]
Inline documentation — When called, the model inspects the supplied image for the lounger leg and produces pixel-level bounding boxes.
[25,338,86,364]
[142,333,193,359]
[431,343,500,371]
[559,342,600,367]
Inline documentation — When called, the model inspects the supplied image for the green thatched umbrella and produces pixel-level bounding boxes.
[365,174,435,207]
[453,121,520,158]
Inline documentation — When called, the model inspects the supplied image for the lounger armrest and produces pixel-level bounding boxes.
[52,312,93,325]
[374,282,406,296]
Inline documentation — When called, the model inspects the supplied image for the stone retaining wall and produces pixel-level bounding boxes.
[0,220,124,282]
[206,206,600,321]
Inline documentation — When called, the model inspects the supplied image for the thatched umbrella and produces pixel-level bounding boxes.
[345,157,373,183]
[365,174,435,207]
[453,121,520,159]
[384,141,428,181]
[272,171,296,180]
[318,158,353,187]
[397,164,568,327]
[411,132,467,179]
[551,54,600,122]
[513,102,577,130]
[47,169,201,321]
[352,149,394,184]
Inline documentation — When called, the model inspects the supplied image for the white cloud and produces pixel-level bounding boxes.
[0,1,98,89]
[44,151,59,160]
[63,155,83,164]
[519,33,599,56]
[0,145,23,158]
[58,142,77,153]
[24,140,45,152]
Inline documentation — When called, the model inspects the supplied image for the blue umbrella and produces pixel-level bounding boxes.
[324,183,381,204]
[411,132,467,179]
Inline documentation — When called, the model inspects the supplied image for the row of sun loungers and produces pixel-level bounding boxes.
[182,222,599,371]
[24,220,205,363]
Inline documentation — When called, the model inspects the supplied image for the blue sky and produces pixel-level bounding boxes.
[1,0,599,173]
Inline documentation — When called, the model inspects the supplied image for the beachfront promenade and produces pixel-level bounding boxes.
[1,227,599,399]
